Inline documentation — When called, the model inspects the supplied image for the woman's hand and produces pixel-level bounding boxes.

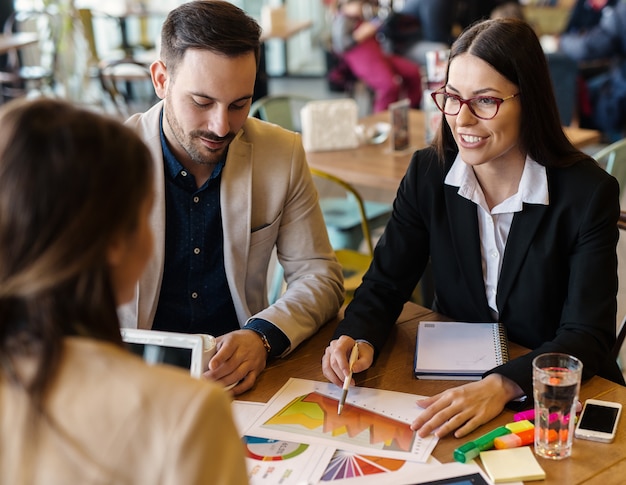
[411,374,524,438]
[322,336,375,387]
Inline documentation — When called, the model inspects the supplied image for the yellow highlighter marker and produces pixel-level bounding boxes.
[337,342,359,415]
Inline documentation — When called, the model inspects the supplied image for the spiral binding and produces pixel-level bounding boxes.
[494,323,510,365]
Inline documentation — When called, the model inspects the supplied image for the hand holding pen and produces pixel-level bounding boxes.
[321,336,375,388]
[338,342,359,415]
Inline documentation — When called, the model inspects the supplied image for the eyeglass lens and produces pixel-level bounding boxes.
[433,93,501,120]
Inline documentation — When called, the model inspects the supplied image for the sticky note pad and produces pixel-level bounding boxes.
[480,447,546,483]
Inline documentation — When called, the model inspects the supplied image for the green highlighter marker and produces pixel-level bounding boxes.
[453,426,511,463]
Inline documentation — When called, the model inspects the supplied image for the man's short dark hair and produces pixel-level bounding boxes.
[160,0,262,75]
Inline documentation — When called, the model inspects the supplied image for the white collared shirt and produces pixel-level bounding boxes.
[445,155,549,319]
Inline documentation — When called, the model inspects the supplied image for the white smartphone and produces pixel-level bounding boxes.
[575,399,622,443]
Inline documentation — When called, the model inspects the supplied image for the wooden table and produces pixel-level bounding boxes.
[240,302,626,484]
[306,110,604,193]
[0,32,38,56]
[260,19,313,43]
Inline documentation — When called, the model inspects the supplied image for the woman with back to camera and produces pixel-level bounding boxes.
[0,98,247,484]
[322,17,624,439]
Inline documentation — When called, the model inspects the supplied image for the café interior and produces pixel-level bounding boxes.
[1,0,625,370]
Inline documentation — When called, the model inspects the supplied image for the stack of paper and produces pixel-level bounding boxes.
[232,378,497,485]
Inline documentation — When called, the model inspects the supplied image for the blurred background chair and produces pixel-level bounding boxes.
[249,94,312,132]
[249,93,392,251]
[98,57,157,118]
[311,168,375,297]
[269,168,375,304]
[311,167,391,253]
[614,211,626,377]
[78,8,157,73]
[593,137,626,206]
[1,8,60,101]
[78,8,125,76]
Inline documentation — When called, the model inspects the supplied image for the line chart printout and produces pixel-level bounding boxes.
[246,378,438,462]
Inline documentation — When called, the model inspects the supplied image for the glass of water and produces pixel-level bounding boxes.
[532,353,582,459]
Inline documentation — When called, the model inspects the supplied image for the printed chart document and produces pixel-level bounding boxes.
[414,321,509,380]
[233,389,495,484]
[246,378,438,463]
[233,401,335,484]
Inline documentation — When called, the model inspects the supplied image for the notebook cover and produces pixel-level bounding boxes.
[414,321,509,380]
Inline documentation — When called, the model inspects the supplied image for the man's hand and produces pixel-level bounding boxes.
[203,329,267,395]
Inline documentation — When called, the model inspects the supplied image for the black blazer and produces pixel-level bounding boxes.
[335,147,624,395]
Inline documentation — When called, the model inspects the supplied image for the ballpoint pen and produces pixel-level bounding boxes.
[337,342,359,415]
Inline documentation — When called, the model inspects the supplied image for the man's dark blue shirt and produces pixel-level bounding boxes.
[152,111,240,336]
[152,110,290,357]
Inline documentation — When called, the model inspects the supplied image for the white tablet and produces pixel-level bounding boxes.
[120,328,216,378]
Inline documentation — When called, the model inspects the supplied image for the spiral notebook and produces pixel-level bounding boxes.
[414,321,509,380]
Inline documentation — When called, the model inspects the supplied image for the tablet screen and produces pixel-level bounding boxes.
[124,342,193,371]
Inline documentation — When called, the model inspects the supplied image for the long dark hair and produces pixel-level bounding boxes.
[160,0,262,76]
[0,98,153,408]
[434,18,590,168]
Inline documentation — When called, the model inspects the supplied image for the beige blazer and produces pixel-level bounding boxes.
[1,337,247,485]
[119,102,343,355]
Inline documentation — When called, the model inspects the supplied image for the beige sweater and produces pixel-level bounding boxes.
[1,337,248,484]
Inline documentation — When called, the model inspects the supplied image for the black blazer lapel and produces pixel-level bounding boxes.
[444,185,492,316]
[497,203,548,306]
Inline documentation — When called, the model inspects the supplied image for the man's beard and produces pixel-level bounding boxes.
[165,103,235,166]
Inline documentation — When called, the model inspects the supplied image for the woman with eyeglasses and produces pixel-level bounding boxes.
[322,17,624,439]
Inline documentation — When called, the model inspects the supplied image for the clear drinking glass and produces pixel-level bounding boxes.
[532,353,583,459]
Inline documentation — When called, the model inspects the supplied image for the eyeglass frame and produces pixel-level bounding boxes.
[430,89,521,120]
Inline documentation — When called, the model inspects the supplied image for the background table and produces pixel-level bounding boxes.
[306,110,603,193]
[240,302,626,484]
[0,32,37,56]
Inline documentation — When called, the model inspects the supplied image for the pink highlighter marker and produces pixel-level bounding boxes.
[513,400,582,422]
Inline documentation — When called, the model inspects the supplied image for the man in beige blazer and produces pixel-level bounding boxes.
[119,1,344,395]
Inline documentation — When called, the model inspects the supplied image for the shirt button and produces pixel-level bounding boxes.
[193,196,199,203]
[193,247,200,255]
[490,250,498,258]
[181,170,188,177]
[191,292,198,299]
[491,288,497,295]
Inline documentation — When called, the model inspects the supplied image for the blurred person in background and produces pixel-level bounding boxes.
[331,0,423,112]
